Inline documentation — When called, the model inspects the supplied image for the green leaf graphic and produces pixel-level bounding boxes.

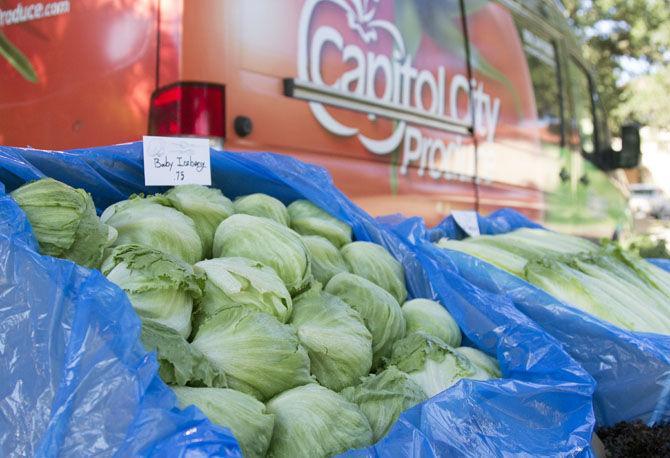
[395,0,521,113]
[390,143,400,195]
[462,0,490,16]
[0,32,38,83]
[394,0,423,57]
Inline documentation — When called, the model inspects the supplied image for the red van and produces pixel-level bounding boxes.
[0,0,640,235]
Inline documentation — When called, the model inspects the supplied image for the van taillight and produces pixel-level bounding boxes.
[148,82,225,139]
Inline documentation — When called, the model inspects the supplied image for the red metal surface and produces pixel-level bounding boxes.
[0,0,559,225]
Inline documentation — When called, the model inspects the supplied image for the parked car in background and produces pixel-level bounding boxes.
[0,0,641,237]
[628,184,666,219]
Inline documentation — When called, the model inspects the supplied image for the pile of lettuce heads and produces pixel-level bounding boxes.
[11,179,502,458]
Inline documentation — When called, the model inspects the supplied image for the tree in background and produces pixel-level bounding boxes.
[616,65,670,128]
[563,0,670,130]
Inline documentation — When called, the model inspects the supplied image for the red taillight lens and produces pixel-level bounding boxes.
[148,82,225,138]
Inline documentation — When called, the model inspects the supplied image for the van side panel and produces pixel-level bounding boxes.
[0,0,158,149]
[2,1,608,229]
[464,1,559,220]
[157,0,183,88]
[180,0,478,224]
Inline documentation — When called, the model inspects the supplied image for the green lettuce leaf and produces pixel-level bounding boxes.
[287,199,352,248]
[525,252,670,333]
[325,272,405,368]
[291,289,372,391]
[266,384,373,458]
[301,235,349,285]
[233,193,290,226]
[102,244,204,337]
[387,332,491,397]
[454,346,502,378]
[341,241,407,303]
[193,257,292,328]
[437,238,528,277]
[101,196,203,264]
[401,298,462,347]
[162,185,234,258]
[465,228,597,261]
[212,214,312,295]
[191,307,313,401]
[340,366,427,441]
[172,386,274,458]
[11,178,116,269]
[140,320,227,387]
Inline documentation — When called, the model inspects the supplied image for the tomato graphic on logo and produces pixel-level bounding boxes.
[297,0,417,155]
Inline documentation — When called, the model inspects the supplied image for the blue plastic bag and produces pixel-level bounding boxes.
[0,231,241,456]
[389,209,670,426]
[0,143,596,456]
[650,258,670,272]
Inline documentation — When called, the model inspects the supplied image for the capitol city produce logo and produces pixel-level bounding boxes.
[287,0,501,180]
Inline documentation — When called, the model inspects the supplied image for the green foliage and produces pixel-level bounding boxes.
[615,64,670,128]
[623,234,670,259]
[563,0,670,128]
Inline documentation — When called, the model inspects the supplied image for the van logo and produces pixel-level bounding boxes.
[285,0,501,180]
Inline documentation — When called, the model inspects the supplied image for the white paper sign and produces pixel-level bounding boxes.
[452,210,480,237]
[143,136,211,186]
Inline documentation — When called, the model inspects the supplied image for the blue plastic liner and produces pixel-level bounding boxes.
[426,208,543,242]
[387,209,670,427]
[0,233,241,457]
[650,258,670,272]
[0,143,595,457]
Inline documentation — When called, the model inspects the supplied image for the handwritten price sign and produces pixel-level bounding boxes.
[143,136,212,186]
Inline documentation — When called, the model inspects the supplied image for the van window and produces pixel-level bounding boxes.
[519,28,562,147]
[568,59,596,155]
